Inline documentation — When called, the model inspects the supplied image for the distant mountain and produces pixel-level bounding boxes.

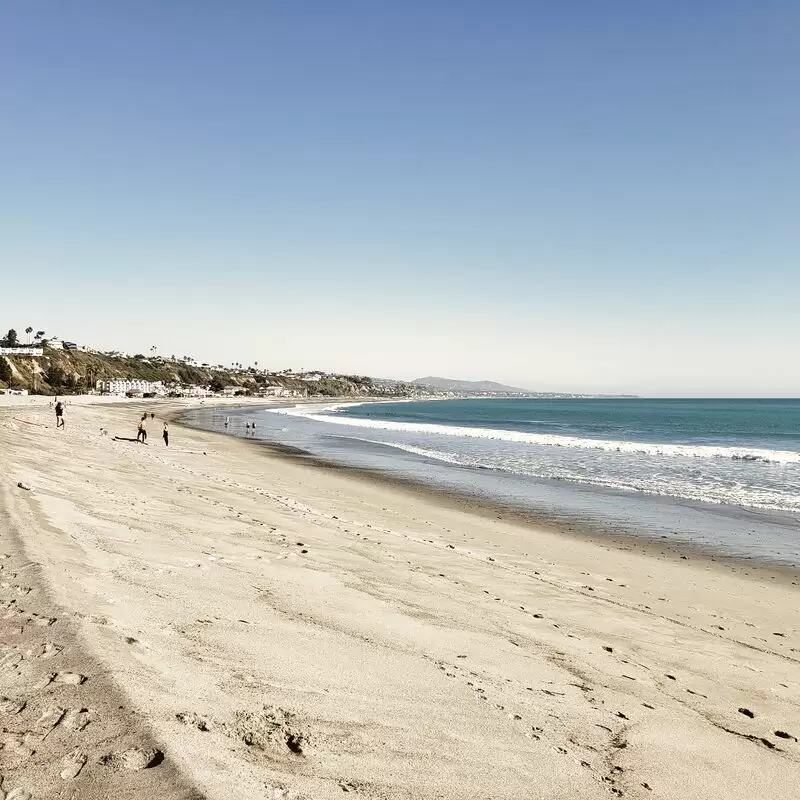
[412,376,532,394]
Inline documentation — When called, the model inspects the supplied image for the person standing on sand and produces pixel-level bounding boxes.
[137,414,147,443]
[150,412,155,420]
[55,400,64,429]
[163,422,169,447]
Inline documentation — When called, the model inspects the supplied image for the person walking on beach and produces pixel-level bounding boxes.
[150,412,155,420]
[55,400,64,429]
[137,414,147,443]
[162,422,169,447]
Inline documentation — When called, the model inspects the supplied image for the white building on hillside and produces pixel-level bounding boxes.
[182,386,212,397]
[0,347,43,356]
[96,379,165,396]
[258,386,307,398]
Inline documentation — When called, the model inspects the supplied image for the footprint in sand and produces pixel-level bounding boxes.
[35,705,66,734]
[60,749,88,779]
[64,707,93,731]
[0,651,22,670]
[26,641,62,659]
[6,789,33,800]
[4,734,36,760]
[176,711,210,732]
[0,697,26,714]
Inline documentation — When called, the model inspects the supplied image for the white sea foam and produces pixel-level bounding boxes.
[271,405,800,465]
[348,438,800,513]
[353,439,470,467]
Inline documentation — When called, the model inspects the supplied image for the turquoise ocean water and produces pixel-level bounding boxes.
[183,398,800,566]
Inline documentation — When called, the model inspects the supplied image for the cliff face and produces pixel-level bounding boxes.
[0,349,410,397]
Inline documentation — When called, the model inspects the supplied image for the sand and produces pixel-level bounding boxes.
[0,396,798,799]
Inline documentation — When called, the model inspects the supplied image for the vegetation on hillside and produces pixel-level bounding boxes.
[0,344,413,398]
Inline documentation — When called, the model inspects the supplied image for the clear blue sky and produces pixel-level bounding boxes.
[1,2,797,395]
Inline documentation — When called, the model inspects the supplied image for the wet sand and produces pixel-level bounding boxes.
[218,427,800,586]
[1,397,799,798]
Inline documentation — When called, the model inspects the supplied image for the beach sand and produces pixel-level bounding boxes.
[0,397,798,798]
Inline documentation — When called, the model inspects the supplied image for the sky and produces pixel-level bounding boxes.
[1,1,798,396]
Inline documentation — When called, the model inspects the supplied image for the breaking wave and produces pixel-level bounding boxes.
[272,405,800,465]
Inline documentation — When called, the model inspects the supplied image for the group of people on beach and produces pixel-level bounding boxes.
[223,415,257,435]
[137,412,169,446]
[50,400,170,446]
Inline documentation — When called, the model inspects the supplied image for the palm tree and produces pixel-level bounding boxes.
[34,330,45,343]
[25,326,33,344]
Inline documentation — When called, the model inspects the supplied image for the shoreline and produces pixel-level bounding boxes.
[2,398,799,798]
[176,406,800,584]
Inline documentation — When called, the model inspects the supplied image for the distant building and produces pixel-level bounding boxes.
[0,347,42,357]
[96,379,165,396]
[2,388,29,396]
[181,386,212,398]
[257,386,307,398]
[46,339,64,349]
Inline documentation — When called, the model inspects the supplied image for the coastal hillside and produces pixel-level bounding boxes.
[412,376,532,394]
[412,376,636,398]
[0,345,414,397]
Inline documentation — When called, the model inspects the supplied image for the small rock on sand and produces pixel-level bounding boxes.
[55,672,87,685]
[121,746,161,771]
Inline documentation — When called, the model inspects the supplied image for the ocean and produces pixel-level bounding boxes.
[182,398,800,566]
